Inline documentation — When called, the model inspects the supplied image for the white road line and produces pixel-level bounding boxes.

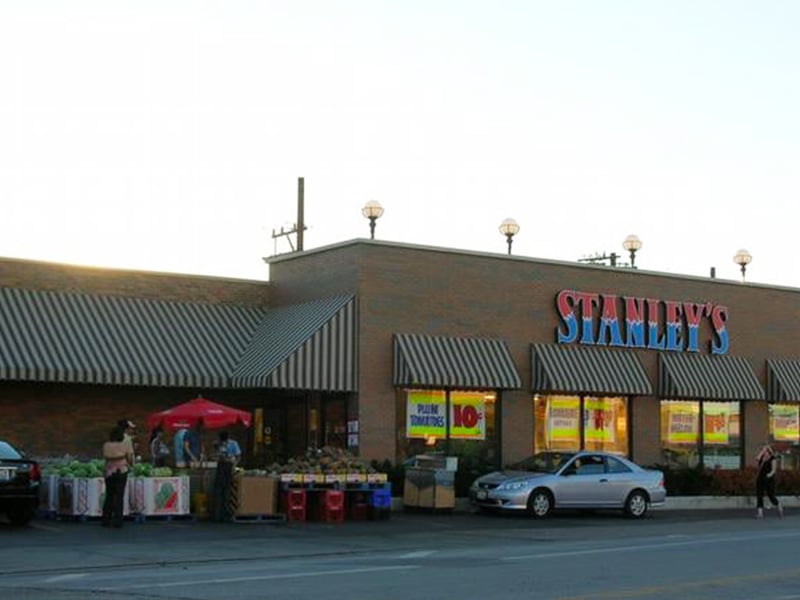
[504,530,800,561]
[44,573,88,583]
[114,565,420,589]
[397,550,436,559]
[30,522,63,533]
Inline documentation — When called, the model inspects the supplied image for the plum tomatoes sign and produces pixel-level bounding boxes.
[406,390,486,440]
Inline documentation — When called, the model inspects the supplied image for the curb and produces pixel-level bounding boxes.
[392,495,800,513]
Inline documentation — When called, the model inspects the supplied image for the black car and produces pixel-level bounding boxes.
[0,440,41,525]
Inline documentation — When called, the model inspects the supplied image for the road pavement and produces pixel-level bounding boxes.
[1,507,797,599]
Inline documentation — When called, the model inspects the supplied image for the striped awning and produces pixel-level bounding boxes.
[0,286,263,388]
[531,344,652,396]
[393,334,521,390]
[658,353,764,400]
[766,359,800,402]
[230,295,357,391]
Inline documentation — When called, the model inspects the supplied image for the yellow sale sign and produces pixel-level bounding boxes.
[406,390,486,440]
[546,397,580,444]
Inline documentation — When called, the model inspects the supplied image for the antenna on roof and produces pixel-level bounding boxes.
[271,177,308,255]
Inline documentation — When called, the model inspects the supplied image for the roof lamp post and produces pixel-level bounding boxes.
[361,200,384,240]
[499,218,520,255]
[733,248,752,283]
[622,234,643,268]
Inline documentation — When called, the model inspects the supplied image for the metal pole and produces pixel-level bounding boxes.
[297,177,305,251]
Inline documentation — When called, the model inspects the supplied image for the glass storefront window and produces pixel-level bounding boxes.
[534,395,628,456]
[660,399,741,470]
[398,389,499,468]
[769,403,800,470]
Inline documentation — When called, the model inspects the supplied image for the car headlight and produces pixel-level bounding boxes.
[497,481,528,491]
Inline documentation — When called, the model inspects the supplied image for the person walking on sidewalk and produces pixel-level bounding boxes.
[756,442,783,519]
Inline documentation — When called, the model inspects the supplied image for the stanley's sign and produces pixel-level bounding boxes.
[555,289,729,355]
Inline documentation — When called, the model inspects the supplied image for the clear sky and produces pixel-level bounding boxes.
[1,1,798,287]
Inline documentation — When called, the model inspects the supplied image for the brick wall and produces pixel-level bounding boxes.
[269,240,800,465]
[0,382,259,462]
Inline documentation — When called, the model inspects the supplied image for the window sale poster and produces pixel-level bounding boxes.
[703,404,729,445]
[546,397,580,444]
[584,399,615,443]
[405,391,486,440]
[667,404,699,444]
[772,405,800,442]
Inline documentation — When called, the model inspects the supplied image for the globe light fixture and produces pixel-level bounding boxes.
[361,200,384,239]
[622,234,643,269]
[733,248,752,283]
[498,218,520,255]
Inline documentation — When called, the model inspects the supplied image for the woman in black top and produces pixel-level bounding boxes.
[756,443,783,519]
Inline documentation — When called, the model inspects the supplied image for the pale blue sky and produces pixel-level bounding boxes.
[1,1,798,286]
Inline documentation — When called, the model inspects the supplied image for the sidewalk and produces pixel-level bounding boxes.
[421,495,800,513]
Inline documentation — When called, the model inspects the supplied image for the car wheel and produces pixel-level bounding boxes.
[527,489,553,518]
[624,490,649,519]
[7,504,35,526]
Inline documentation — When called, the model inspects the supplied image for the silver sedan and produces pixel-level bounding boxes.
[469,451,666,518]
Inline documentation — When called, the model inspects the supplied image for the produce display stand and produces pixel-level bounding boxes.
[56,476,132,520]
[43,473,189,522]
[39,474,60,517]
[128,475,191,521]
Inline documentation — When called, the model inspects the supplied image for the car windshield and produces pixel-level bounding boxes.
[0,441,22,460]
[508,452,574,474]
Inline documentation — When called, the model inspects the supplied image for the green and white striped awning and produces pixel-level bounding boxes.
[531,344,652,396]
[230,295,357,391]
[766,359,800,402]
[658,353,764,400]
[0,287,358,391]
[0,286,263,388]
[393,333,521,390]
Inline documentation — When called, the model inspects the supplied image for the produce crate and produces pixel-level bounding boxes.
[128,476,190,516]
[57,477,132,518]
[39,474,60,514]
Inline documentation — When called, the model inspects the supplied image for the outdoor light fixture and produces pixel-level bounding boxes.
[622,234,643,268]
[361,200,384,240]
[498,218,520,255]
[733,248,752,283]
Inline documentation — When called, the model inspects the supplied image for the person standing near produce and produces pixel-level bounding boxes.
[174,426,201,468]
[149,426,170,467]
[102,425,134,528]
[117,419,137,464]
[210,431,240,522]
[756,442,784,519]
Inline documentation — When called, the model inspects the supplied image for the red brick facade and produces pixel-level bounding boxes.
[2,241,800,469]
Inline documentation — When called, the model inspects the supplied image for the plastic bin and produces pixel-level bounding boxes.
[315,490,344,523]
[281,489,307,522]
[369,487,392,520]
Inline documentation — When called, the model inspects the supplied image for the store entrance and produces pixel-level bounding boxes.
[249,393,351,467]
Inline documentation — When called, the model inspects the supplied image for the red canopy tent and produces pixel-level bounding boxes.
[146,396,251,432]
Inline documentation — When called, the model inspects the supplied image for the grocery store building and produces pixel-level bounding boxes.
[1,239,799,471]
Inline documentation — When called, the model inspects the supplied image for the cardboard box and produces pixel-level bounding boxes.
[236,476,278,516]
